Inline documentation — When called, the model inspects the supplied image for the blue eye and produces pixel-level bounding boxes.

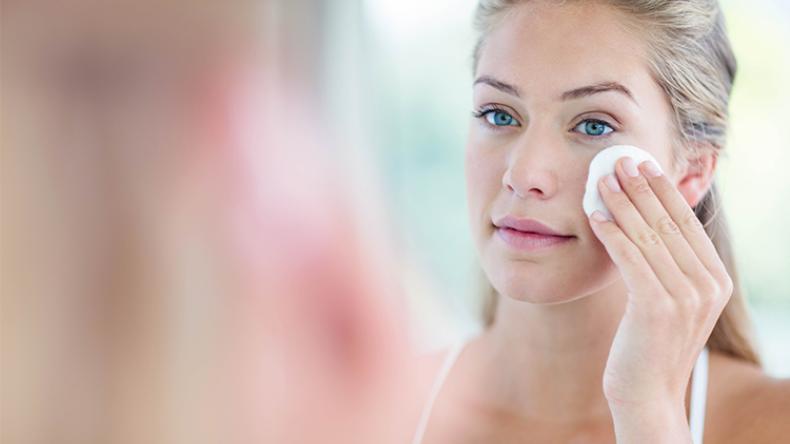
[487,110,517,126]
[475,108,519,127]
[574,119,614,137]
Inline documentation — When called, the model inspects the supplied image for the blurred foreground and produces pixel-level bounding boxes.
[2,1,422,443]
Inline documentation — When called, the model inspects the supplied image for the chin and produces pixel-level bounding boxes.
[481,260,564,303]
[481,252,619,306]
[473,228,623,303]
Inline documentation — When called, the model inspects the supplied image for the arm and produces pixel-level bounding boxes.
[609,400,692,444]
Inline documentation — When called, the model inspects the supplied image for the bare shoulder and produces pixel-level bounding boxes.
[707,350,790,444]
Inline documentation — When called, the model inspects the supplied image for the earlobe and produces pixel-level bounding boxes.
[675,148,718,208]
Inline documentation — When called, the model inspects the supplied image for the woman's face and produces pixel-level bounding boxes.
[466,1,679,304]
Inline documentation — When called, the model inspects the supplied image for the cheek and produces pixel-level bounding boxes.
[465,146,502,205]
[465,148,502,240]
[629,116,678,175]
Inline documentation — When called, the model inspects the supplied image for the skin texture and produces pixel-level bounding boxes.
[413,1,790,443]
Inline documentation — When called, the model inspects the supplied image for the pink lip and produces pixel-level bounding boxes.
[495,227,575,252]
[492,215,574,237]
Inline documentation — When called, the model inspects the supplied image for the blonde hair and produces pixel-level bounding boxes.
[472,0,762,366]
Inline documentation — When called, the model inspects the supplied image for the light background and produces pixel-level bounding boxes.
[358,0,790,376]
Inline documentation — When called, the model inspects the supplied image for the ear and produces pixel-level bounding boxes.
[675,145,718,209]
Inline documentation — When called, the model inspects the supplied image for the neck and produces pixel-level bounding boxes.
[465,277,691,424]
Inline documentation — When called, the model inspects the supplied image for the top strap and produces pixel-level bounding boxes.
[689,346,710,444]
[411,337,469,444]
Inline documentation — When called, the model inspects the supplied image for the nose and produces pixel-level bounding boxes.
[502,133,561,200]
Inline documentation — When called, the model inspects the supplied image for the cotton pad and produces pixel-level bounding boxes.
[583,145,665,221]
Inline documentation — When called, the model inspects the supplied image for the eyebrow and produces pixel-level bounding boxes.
[473,75,638,106]
[560,81,637,105]
[473,76,522,97]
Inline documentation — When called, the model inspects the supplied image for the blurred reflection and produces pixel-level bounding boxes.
[2,1,419,443]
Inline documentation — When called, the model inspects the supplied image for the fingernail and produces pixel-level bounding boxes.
[623,157,639,177]
[605,174,621,192]
[591,210,608,222]
[643,160,663,177]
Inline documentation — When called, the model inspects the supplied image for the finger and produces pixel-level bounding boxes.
[636,159,730,286]
[589,210,668,302]
[614,157,712,288]
[597,172,691,299]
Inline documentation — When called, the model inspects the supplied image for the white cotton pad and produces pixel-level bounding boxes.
[583,145,665,221]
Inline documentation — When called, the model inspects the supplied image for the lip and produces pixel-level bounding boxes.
[495,226,575,251]
[492,215,574,237]
[492,215,575,252]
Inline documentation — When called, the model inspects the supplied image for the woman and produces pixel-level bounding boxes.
[410,1,790,443]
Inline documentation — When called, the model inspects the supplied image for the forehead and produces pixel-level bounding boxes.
[477,1,656,103]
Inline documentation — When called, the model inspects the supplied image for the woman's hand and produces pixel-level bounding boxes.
[588,156,733,440]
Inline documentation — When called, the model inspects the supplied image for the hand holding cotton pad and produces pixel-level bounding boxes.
[583,145,665,221]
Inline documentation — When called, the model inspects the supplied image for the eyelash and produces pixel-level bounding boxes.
[472,105,617,139]
[571,118,616,139]
[471,105,517,131]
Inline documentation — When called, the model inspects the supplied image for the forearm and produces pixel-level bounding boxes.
[609,400,692,444]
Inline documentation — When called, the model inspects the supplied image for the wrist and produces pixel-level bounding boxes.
[608,399,691,444]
